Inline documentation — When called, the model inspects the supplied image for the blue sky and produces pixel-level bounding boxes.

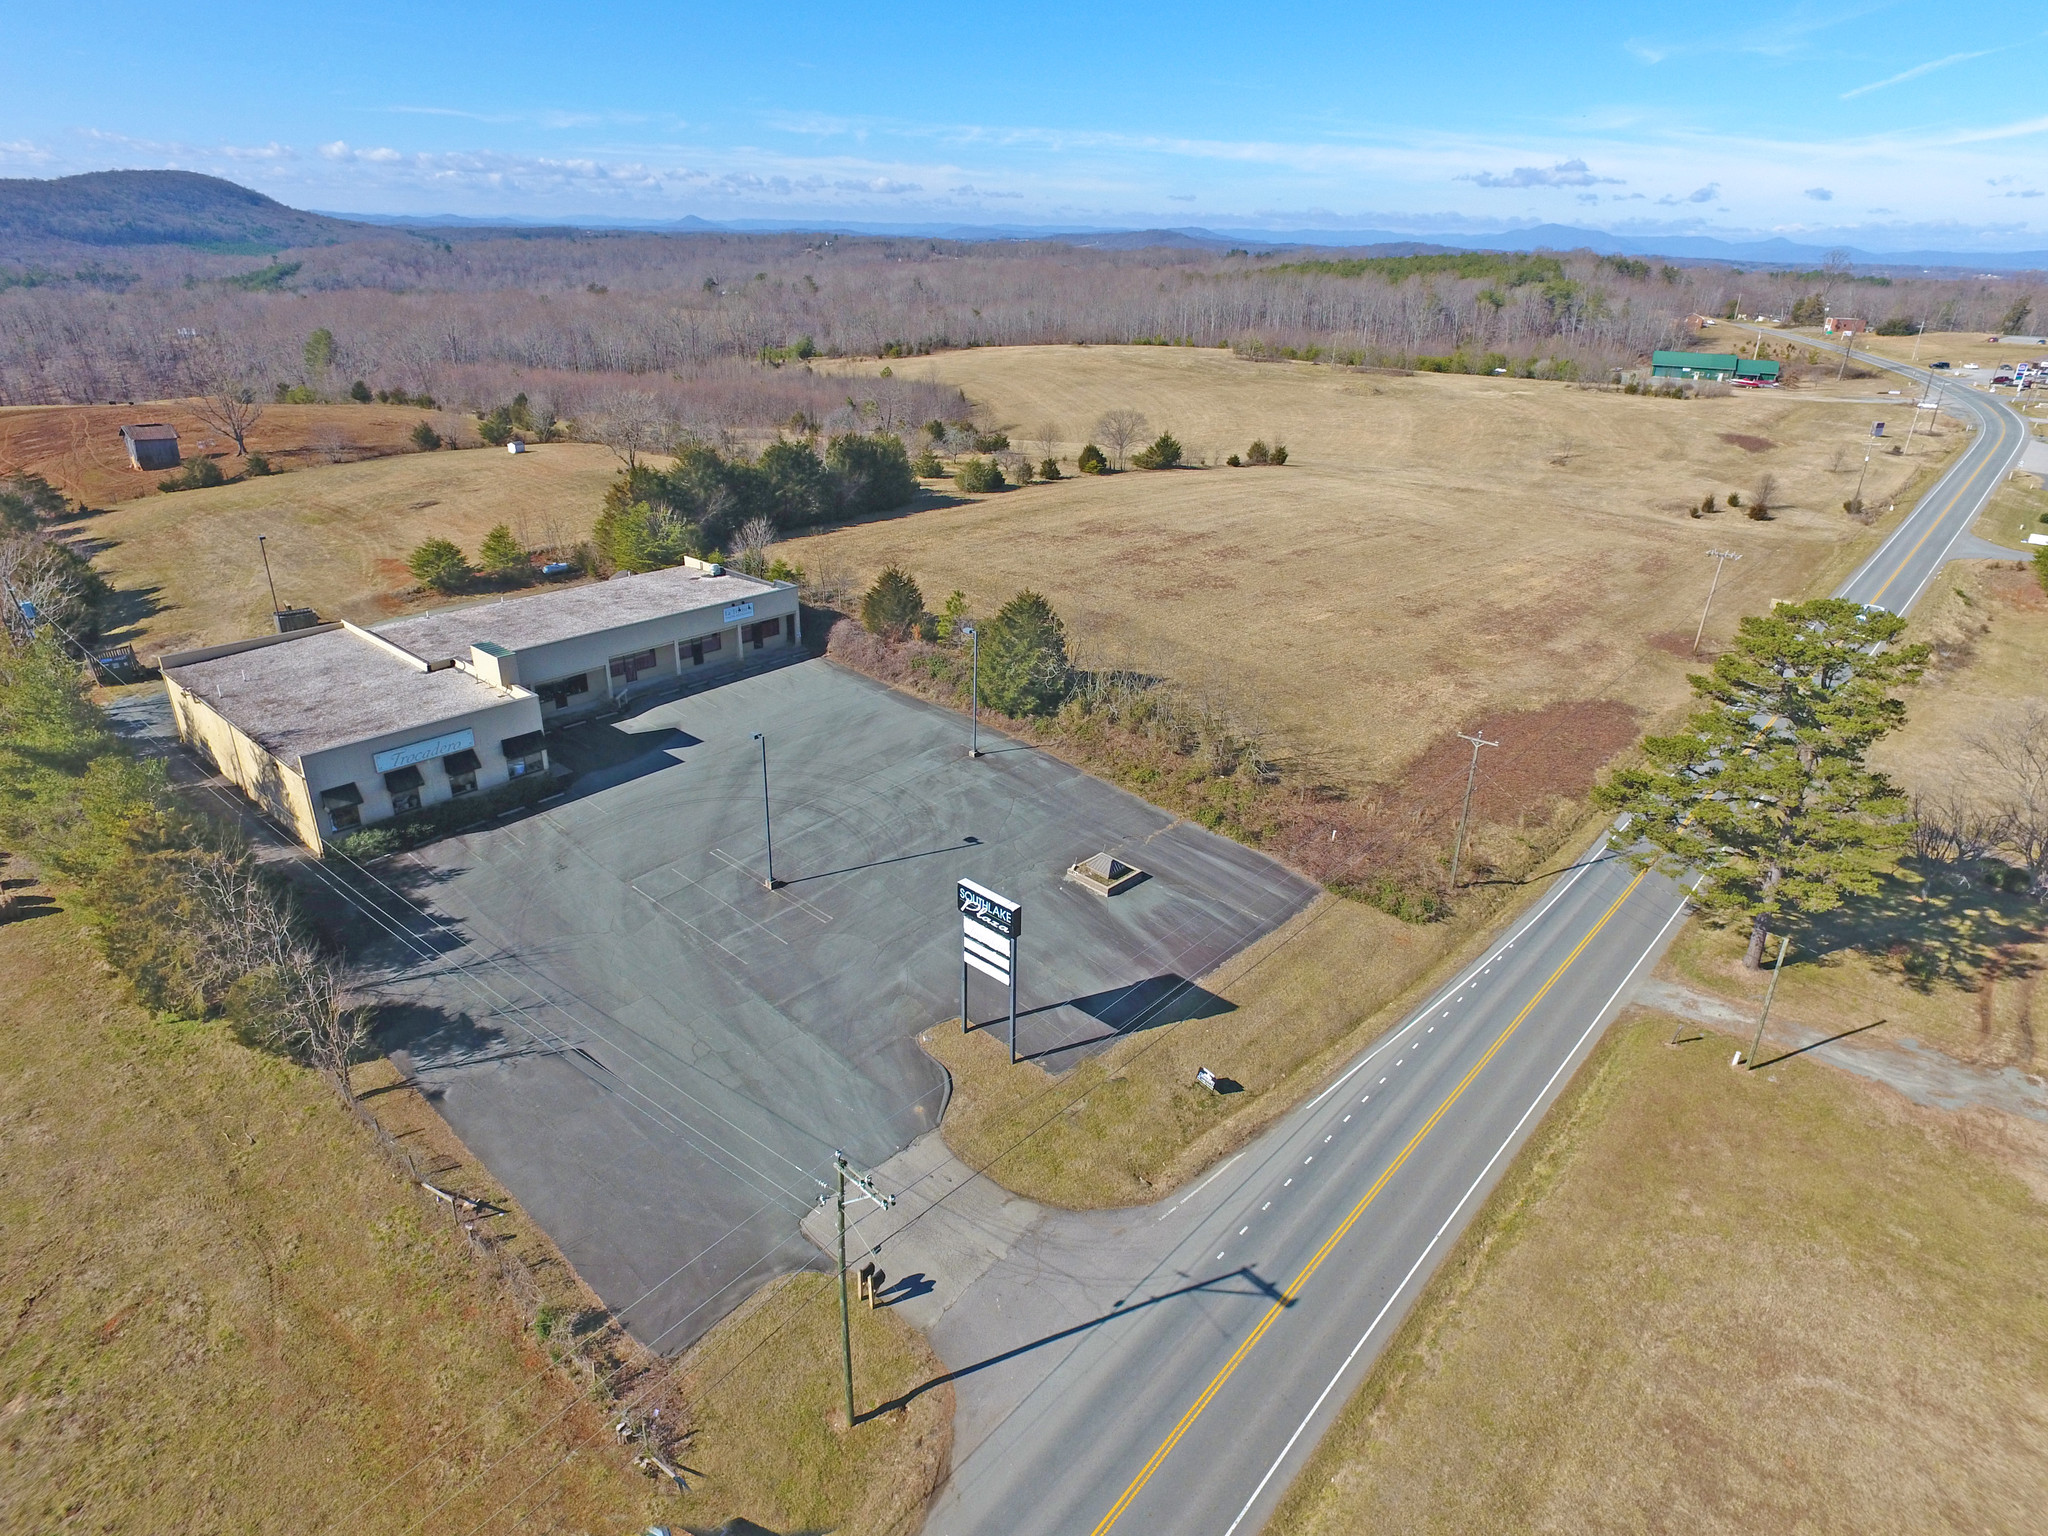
[4,1,2045,248]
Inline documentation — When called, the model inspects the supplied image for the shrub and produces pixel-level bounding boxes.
[1270,443,1289,465]
[981,589,1071,717]
[243,453,272,477]
[2035,544,2048,596]
[1076,443,1108,475]
[954,456,1006,494]
[348,379,373,403]
[1727,491,1742,507]
[1244,440,1270,465]
[1038,457,1061,481]
[1131,432,1184,470]
[409,420,442,451]
[407,537,470,593]
[1701,494,1716,514]
[1875,317,1919,337]
[274,384,319,404]
[1014,457,1036,485]
[327,774,552,860]
[157,458,226,493]
[826,431,917,515]
[913,449,944,477]
[477,523,528,575]
[861,565,926,639]
[591,500,698,574]
[972,431,1010,453]
[1226,454,1241,467]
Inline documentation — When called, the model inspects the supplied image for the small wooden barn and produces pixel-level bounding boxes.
[119,423,181,471]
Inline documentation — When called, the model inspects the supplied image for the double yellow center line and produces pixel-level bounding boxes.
[1090,864,1651,1535]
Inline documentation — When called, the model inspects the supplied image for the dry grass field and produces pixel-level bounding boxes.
[0,400,469,508]
[75,440,619,660]
[0,906,648,1534]
[1665,561,2048,1073]
[794,345,1949,786]
[1844,328,2048,371]
[1269,1011,2048,1536]
[0,893,951,1536]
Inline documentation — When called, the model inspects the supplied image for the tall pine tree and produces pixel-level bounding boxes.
[1597,597,1929,967]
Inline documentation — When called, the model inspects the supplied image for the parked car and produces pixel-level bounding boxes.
[1930,360,1951,369]
[1993,375,2014,385]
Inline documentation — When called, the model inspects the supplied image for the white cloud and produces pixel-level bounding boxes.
[1462,157,1623,189]
[1841,49,1991,100]
[1804,186,1833,200]
[1658,183,1720,205]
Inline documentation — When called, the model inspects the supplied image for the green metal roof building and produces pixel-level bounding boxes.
[1651,350,1781,382]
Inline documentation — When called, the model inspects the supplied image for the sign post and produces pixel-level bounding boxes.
[958,878,1022,1064]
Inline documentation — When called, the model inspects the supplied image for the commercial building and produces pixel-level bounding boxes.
[1649,350,1782,383]
[1822,316,1868,335]
[161,562,799,852]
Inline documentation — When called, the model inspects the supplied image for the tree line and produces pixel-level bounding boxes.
[0,633,369,1097]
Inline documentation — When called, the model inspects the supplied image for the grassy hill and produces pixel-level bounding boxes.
[0,169,366,250]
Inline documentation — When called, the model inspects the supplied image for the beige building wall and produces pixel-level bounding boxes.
[165,676,326,853]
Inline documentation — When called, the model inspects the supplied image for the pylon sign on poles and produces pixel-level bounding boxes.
[958,878,1022,1062]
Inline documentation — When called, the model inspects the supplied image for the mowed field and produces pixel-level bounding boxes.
[78,441,619,660]
[1268,1011,2048,1536]
[795,345,1940,781]
[0,399,466,507]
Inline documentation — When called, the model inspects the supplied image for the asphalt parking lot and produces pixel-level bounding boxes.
[373,658,1318,1351]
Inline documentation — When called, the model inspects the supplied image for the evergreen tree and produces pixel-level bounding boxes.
[1596,597,1929,967]
[759,438,834,527]
[477,524,527,575]
[980,589,1070,717]
[827,432,917,514]
[406,538,470,593]
[860,566,926,640]
[1131,432,1183,469]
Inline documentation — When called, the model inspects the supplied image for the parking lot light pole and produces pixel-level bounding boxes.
[750,731,778,888]
[962,625,981,757]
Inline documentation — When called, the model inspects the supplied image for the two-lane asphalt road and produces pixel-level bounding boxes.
[910,339,2031,1535]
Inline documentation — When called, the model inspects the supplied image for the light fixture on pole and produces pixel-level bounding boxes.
[258,535,281,614]
[750,731,778,889]
[1447,730,1498,891]
[962,624,981,757]
[1692,548,1741,656]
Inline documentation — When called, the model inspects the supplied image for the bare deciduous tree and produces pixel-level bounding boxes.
[590,388,672,471]
[1034,420,1061,463]
[1094,409,1148,470]
[181,335,265,455]
[1749,471,1779,518]
[1969,704,2048,889]
[729,515,776,574]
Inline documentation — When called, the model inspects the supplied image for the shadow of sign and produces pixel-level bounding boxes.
[1016,973,1235,1064]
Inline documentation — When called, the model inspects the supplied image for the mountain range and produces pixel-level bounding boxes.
[2,170,2043,273]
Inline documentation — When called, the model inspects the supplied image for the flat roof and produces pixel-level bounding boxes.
[372,564,786,665]
[165,626,521,766]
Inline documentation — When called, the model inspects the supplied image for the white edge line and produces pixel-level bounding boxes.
[1301,848,1601,1115]
[1219,877,1699,1536]
[1160,1152,1246,1219]
[1892,407,2029,615]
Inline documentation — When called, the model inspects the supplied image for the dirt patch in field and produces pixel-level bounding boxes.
[0,400,463,507]
[1719,431,1777,453]
[1398,700,1640,823]
[1647,629,1706,657]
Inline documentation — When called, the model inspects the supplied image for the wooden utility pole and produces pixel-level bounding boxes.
[1447,731,1499,890]
[1744,934,1791,1067]
[1693,549,1741,655]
